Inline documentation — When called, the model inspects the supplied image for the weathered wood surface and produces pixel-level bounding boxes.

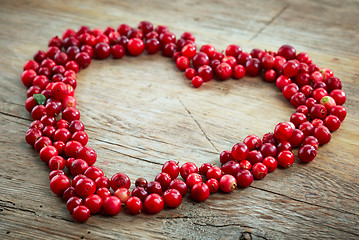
[1,0,359,239]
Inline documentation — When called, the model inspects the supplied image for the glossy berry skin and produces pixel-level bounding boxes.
[191,182,210,202]
[206,166,223,181]
[274,122,294,142]
[198,65,214,82]
[278,45,296,60]
[163,189,182,208]
[262,156,278,172]
[221,160,241,176]
[239,160,252,170]
[246,150,263,165]
[70,159,89,176]
[330,105,347,122]
[146,181,163,195]
[126,37,144,56]
[169,179,188,196]
[313,125,331,145]
[126,196,143,214]
[277,150,295,168]
[219,174,237,193]
[260,143,277,158]
[186,173,203,189]
[324,115,341,132]
[219,150,235,165]
[39,145,58,164]
[298,145,317,163]
[282,60,299,77]
[215,62,232,80]
[199,163,213,176]
[191,76,203,88]
[245,58,261,77]
[252,162,268,179]
[180,162,198,180]
[48,155,66,170]
[50,174,71,196]
[135,177,148,188]
[236,169,254,187]
[75,178,96,198]
[155,172,172,190]
[77,146,97,166]
[84,166,104,181]
[231,142,249,161]
[95,176,110,189]
[110,173,131,191]
[84,194,103,214]
[103,196,121,216]
[243,135,262,151]
[176,56,190,71]
[206,178,219,193]
[72,205,90,223]
[144,193,164,214]
[114,188,130,204]
[162,160,180,180]
[277,141,292,152]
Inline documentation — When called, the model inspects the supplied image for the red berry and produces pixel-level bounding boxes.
[70,159,89,176]
[215,62,232,80]
[48,155,66,170]
[84,166,104,181]
[186,173,202,189]
[219,150,235,165]
[50,174,71,196]
[191,182,210,202]
[146,181,163,195]
[324,115,341,132]
[313,125,331,145]
[221,160,240,176]
[84,194,103,214]
[274,122,294,141]
[298,145,317,163]
[282,60,299,77]
[75,178,96,198]
[206,166,223,181]
[252,162,268,179]
[219,174,237,193]
[163,189,182,208]
[135,177,148,188]
[110,173,131,191]
[198,65,214,82]
[180,162,198,180]
[260,143,277,158]
[239,160,252,170]
[77,146,97,166]
[144,193,164,214]
[245,58,261,77]
[262,156,278,172]
[169,179,188,196]
[39,145,58,163]
[176,56,190,71]
[155,172,172,190]
[232,64,246,79]
[277,150,295,168]
[199,163,213,176]
[126,196,143,214]
[231,142,249,161]
[127,38,145,56]
[114,187,131,204]
[329,89,346,105]
[72,205,90,223]
[191,76,203,88]
[225,44,242,58]
[103,196,121,216]
[236,169,254,187]
[278,45,296,60]
[185,68,196,80]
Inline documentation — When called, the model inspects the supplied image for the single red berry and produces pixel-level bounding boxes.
[262,156,278,172]
[282,60,299,77]
[110,173,131,191]
[298,145,317,163]
[144,193,164,214]
[198,65,214,82]
[70,159,89,176]
[303,136,320,150]
[215,62,232,80]
[232,64,246,79]
[278,44,296,60]
[181,44,196,59]
[180,162,198,180]
[185,68,196,80]
[219,174,237,193]
[48,155,66,170]
[324,115,341,132]
[66,196,83,213]
[231,142,249,161]
[239,160,252,170]
[114,187,131,204]
[75,178,96,198]
[34,136,52,152]
[277,141,292,152]
[206,166,223,181]
[219,150,235,165]
[84,166,104,181]
[199,163,213,176]
[39,145,58,163]
[191,76,203,88]
[191,182,210,202]
[236,169,254,187]
[155,172,172,190]
[246,150,263,165]
[50,174,71,196]
[84,194,103,214]
[274,122,294,141]
[163,189,182,208]
[127,38,144,56]
[206,178,219,193]
[192,52,210,70]
[77,146,97,166]
[25,128,42,145]
[49,169,65,180]
[162,160,180,180]
[329,89,346,105]
[221,160,240,176]
[103,196,122,216]
[252,162,268,179]
[313,125,331,145]
[245,58,261,77]
[146,181,163,195]
[72,205,90,223]
[176,56,190,71]
[169,179,188,196]
[126,196,143,214]
[288,129,305,148]
[225,44,242,58]
[277,150,295,168]
[135,177,148,188]
[186,173,203,189]
[260,143,277,158]
[62,186,76,202]
[276,75,292,90]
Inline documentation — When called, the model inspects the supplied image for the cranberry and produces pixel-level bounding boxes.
[206,166,223,181]
[84,166,104,181]
[66,196,83,213]
[84,194,103,214]
[264,69,277,82]
[326,77,342,92]
[199,163,213,176]
[192,52,210,70]
[163,189,182,208]
[277,150,295,168]
[62,186,76,202]
[49,169,65,180]
[330,105,347,122]
[110,173,131,191]
[324,115,341,132]
[114,188,130,204]
[103,196,121,216]
[282,83,299,100]
[219,150,235,165]
[198,65,214,82]
[95,176,110,189]
[191,76,203,88]
[298,145,317,163]
[329,89,346,105]
[225,44,242,58]
[233,64,246,79]
[72,205,90,223]
[169,179,188,196]
[34,136,52,152]
[290,112,307,128]
[313,125,331,145]
[219,174,237,193]
[277,141,292,152]
[180,162,198,180]
[135,177,148,188]
[311,88,328,102]
[276,75,292,90]
[246,150,263,165]
[155,172,172,190]
[126,196,143,214]
[77,146,97,166]
[239,160,252,170]
[186,173,202,189]
[48,155,66,170]
[231,142,249,161]
[181,44,196,59]
[320,96,336,111]
[260,143,277,158]
[221,160,240,176]
[70,159,89,176]
[206,178,219,193]
[75,178,96,198]
[144,193,164,214]
[278,44,296,60]
[215,62,232,80]
[274,122,294,141]
[50,174,71,196]
[236,169,254,187]
[25,128,42,145]
[252,162,268,179]
[162,43,177,57]
[39,145,58,163]
[262,132,278,145]
[310,104,328,120]
[131,187,148,202]
[262,156,278,172]
[146,181,163,195]
[282,60,299,77]
[97,187,111,201]
[200,44,216,59]
[288,129,304,148]
[71,131,88,146]
[191,182,210,202]
[245,58,261,77]
[185,68,196,80]
[261,54,275,70]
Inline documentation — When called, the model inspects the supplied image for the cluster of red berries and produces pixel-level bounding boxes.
[21,21,347,223]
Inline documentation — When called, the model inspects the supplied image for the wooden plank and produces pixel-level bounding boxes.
[0,0,359,239]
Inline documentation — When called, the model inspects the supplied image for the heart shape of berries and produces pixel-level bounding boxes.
[22,21,347,223]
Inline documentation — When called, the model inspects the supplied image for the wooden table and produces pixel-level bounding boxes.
[1,0,358,239]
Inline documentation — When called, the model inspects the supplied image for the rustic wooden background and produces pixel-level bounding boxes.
[0,0,358,239]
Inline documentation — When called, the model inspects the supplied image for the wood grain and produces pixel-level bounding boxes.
[0,0,359,239]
